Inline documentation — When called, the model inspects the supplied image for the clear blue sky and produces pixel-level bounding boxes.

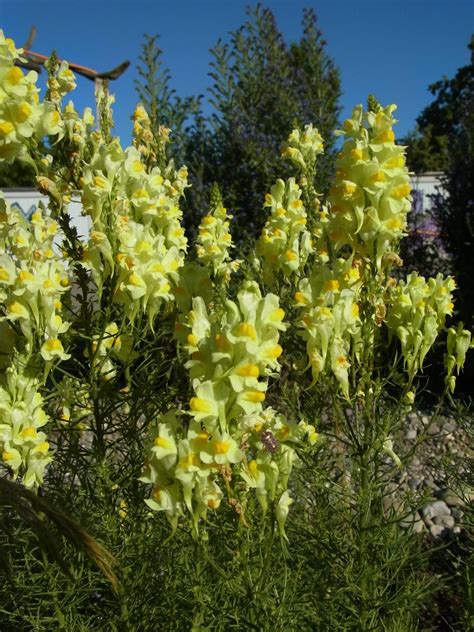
[2,1,473,146]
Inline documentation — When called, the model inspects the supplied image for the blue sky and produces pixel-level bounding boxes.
[2,1,473,146]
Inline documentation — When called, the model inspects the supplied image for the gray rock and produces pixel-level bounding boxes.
[427,423,440,436]
[383,484,404,514]
[442,490,465,507]
[430,524,446,538]
[443,420,457,433]
[401,511,426,533]
[408,477,422,490]
[398,471,408,485]
[400,511,418,529]
[421,500,451,519]
[405,429,417,441]
[413,519,427,534]
[400,516,411,529]
[436,515,455,529]
[425,478,440,491]
[453,526,461,535]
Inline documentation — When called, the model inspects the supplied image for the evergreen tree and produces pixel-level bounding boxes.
[405,36,474,387]
[135,7,341,241]
[403,36,474,330]
[134,34,201,167]
[200,5,341,238]
[431,69,474,331]
[0,160,36,188]
[404,36,474,174]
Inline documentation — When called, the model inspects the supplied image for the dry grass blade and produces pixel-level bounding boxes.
[0,477,120,593]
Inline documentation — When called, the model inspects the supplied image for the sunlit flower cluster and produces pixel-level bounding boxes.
[55,375,95,433]
[0,31,42,162]
[88,322,128,381]
[0,361,52,487]
[0,31,66,163]
[142,281,316,534]
[289,105,411,397]
[257,178,313,285]
[196,203,240,282]
[0,31,471,544]
[131,103,170,169]
[295,256,363,398]
[132,103,154,154]
[0,196,70,485]
[0,196,70,359]
[61,99,95,151]
[445,324,472,392]
[44,52,77,107]
[281,123,324,173]
[80,142,189,323]
[386,272,460,378]
[326,104,411,270]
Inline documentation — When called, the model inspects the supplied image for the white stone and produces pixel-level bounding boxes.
[430,524,446,538]
[422,500,451,519]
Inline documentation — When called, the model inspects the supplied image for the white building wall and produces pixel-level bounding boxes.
[410,172,444,211]
[2,174,445,240]
[2,188,90,240]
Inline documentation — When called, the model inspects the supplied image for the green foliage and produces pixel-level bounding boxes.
[0,158,36,187]
[1,27,472,632]
[202,5,341,237]
[0,478,118,591]
[3,399,468,631]
[407,36,474,384]
[135,5,341,241]
[392,37,474,396]
[427,399,474,631]
[403,125,448,174]
[134,33,201,166]
[404,36,474,174]
[431,97,474,333]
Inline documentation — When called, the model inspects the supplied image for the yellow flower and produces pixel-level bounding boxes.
[295,291,308,305]
[237,322,257,340]
[201,432,243,465]
[375,129,395,144]
[324,279,340,292]
[5,66,24,86]
[262,344,283,359]
[236,364,260,378]
[391,183,411,199]
[190,397,213,414]
[342,180,357,196]
[40,338,70,362]
[7,301,29,320]
[243,390,266,403]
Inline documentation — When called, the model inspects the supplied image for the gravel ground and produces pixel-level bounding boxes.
[393,409,473,538]
[322,406,473,538]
